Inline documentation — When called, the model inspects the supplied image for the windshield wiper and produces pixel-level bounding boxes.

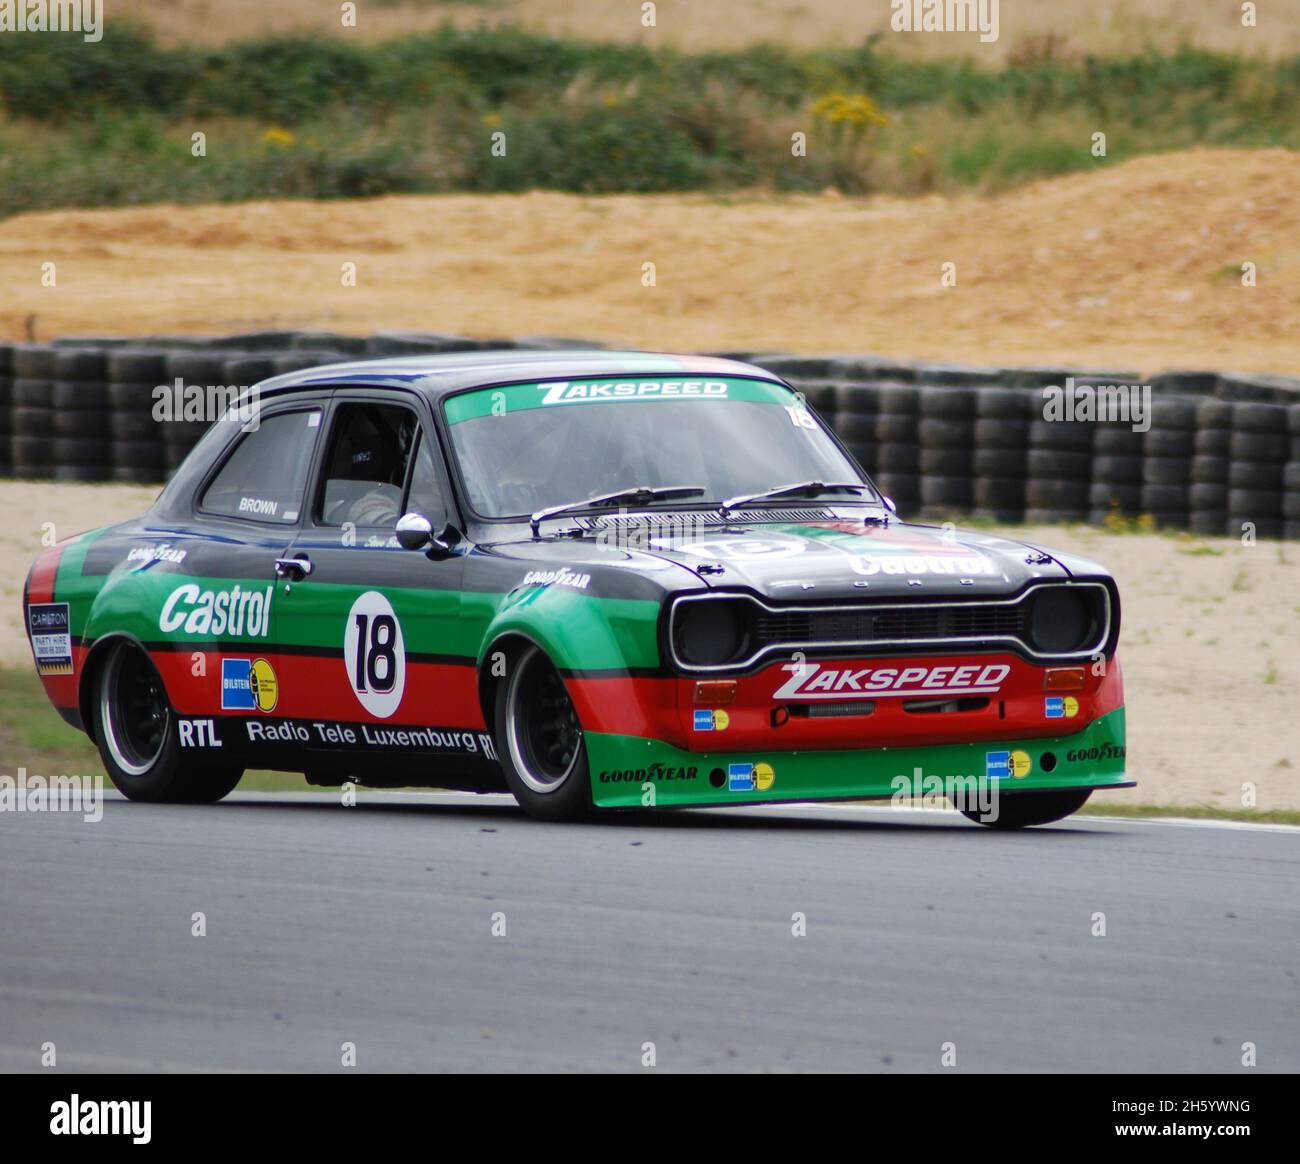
[720,480,874,514]
[530,485,706,536]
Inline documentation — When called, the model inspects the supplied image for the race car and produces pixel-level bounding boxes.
[24,350,1130,826]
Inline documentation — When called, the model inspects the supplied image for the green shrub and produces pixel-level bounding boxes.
[0,26,1295,215]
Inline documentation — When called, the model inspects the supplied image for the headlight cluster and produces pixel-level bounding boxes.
[671,598,753,667]
[1027,586,1105,654]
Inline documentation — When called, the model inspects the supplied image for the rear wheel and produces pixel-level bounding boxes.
[960,789,1091,829]
[93,642,243,803]
[494,644,590,821]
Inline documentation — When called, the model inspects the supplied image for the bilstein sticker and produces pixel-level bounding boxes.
[728,762,775,792]
[1045,696,1079,719]
[693,709,730,731]
[986,750,1032,780]
[221,658,279,713]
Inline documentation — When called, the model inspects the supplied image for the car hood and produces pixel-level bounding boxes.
[497,517,1100,601]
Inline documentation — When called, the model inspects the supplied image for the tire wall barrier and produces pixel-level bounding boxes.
[2,334,1298,539]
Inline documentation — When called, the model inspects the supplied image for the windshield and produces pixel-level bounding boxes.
[444,377,873,519]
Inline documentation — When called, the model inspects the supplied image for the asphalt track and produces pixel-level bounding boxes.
[1,791,1295,1073]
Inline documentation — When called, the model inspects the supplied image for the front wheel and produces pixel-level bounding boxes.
[494,644,591,821]
[959,788,1091,829]
[92,642,243,804]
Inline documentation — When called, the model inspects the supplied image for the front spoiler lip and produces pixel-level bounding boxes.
[592,780,1138,812]
[585,706,1130,808]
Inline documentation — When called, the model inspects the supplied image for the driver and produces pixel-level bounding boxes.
[337,413,412,528]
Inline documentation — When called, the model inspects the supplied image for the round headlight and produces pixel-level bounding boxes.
[673,600,750,667]
[1030,588,1094,653]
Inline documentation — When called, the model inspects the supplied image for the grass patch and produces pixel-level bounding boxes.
[1079,801,1300,826]
[0,667,311,792]
[0,26,1297,213]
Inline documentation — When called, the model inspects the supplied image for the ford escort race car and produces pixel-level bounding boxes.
[23,351,1130,826]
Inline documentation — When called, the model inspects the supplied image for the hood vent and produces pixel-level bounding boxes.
[581,506,836,531]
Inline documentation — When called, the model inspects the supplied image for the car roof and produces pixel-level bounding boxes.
[254,349,787,400]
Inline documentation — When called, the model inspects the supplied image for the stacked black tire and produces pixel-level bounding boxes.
[1287,404,1300,541]
[916,386,975,518]
[11,345,57,481]
[1140,396,1197,529]
[271,350,347,378]
[0,343,12,478]
[107,348,168,484]
[828,382,874,472]
[51,348,112,482]
[160,352,228,475]
[1089,419,1143,523]
[1189,399,1233,535]
[972,388,1031,523]
[872,382,922,513]
[4,337,1300,548]
[1025,410,1093,525]
[1228,402,1290,539]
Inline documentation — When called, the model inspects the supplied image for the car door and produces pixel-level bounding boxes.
[274,388,494,777]
[148,399,327,755]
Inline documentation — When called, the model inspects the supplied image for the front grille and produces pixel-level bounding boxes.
[753,602,1025,647]
[668,581,1113,672]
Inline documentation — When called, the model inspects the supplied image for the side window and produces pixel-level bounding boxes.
[317,403,421,529]
[404,431,449,526]
[200,409,321,524]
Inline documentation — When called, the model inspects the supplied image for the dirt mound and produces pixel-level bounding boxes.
[1,148,1296,374]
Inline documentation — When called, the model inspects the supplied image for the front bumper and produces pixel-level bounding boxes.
[584,706,1129,808]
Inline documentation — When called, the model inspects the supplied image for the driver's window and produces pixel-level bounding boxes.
[317,403,419,529]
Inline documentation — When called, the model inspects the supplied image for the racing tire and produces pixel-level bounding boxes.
[494,644,591,822]
[960,788,1092,829]
[92,642,243,804]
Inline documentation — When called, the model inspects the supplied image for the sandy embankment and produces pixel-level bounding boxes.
[1,149,1297,375]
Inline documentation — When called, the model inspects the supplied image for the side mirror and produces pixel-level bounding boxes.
[395,512,432,551]
[396,513,463,557]
[427,522,463,559]
[882,495,898,515]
